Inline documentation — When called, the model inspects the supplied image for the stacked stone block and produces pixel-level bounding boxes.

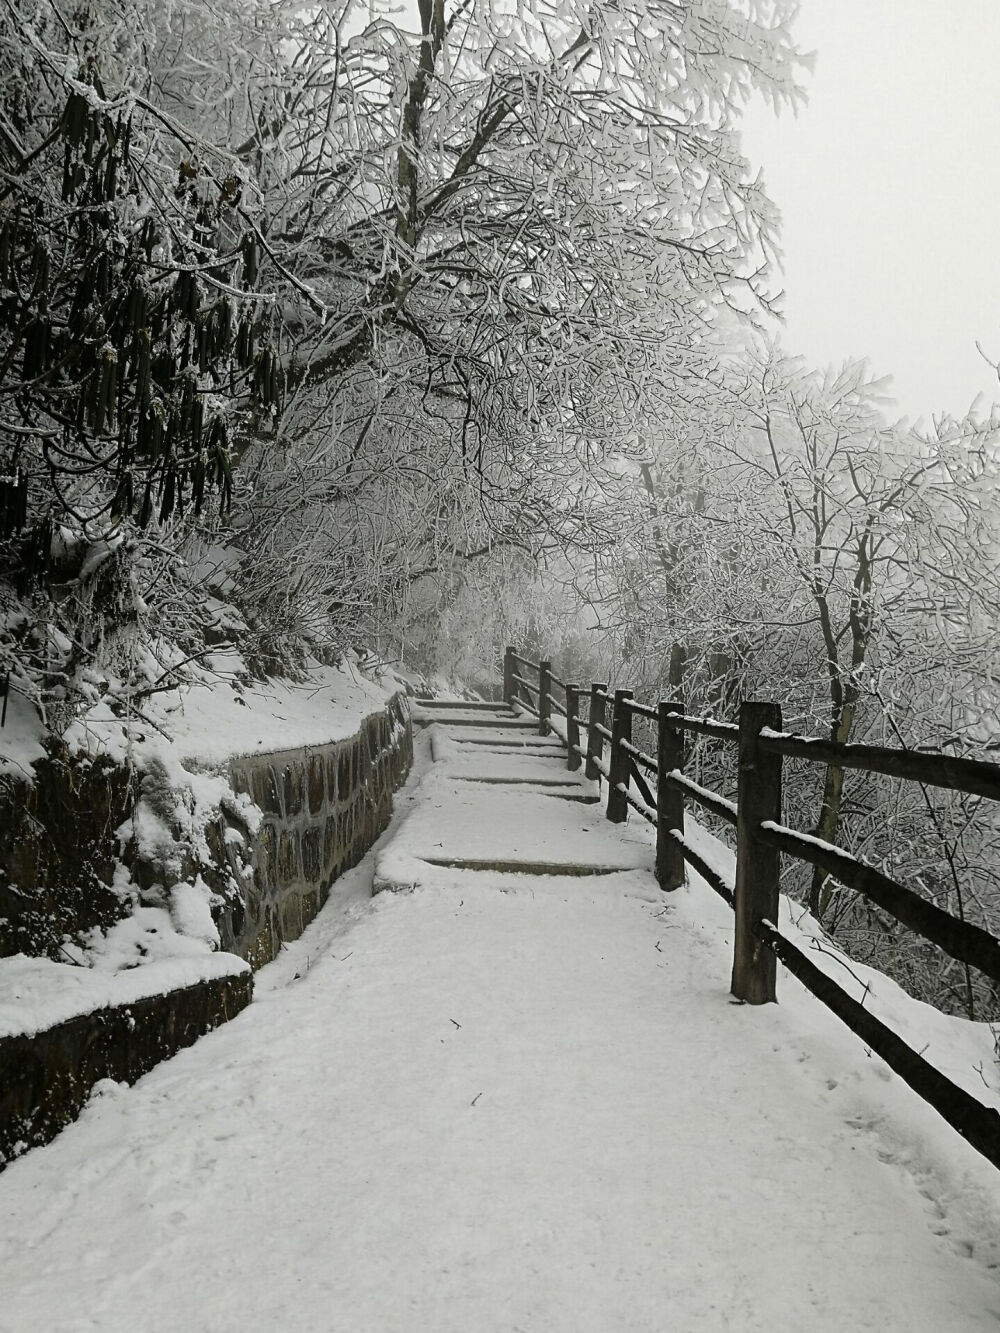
[226,693,412,966]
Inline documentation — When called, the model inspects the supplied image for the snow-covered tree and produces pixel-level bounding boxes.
[217,0,810,673]
[0,0,305,723]
[1,0,809,726]
[591,343,1000,1014]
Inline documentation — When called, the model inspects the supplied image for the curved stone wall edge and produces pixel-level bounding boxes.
[221,691,413,967]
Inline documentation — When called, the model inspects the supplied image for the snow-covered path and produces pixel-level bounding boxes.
[2,713,1000,1331]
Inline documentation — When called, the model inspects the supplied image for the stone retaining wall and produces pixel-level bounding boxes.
[0,968,252,1168]
[218,691,412,967]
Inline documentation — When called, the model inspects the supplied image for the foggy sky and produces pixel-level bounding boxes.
[739,0,1000,425]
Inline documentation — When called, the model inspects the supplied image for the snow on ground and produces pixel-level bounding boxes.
[377,763,650,873]
[3,728,1000,1330]
[60,650,393,769]
[0,951,249,1041]
[0,869,251,1045]
[1,640,395,780]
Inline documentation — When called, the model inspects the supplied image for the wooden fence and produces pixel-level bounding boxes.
[503,647,1000,1171]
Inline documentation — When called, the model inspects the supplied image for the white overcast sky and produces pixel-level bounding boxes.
[738,0,1000,424]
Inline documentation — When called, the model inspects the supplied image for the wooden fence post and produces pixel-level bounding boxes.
[585,682,608,781]
[656,700,686,891]
[538,660,552,735]
[732,700,783,1004]
[566,684,582,772]
[503,646,515,705]
[606,689,633,824]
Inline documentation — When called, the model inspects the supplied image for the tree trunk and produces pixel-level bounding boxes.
[809,699,856,919]
[668,641,686,694]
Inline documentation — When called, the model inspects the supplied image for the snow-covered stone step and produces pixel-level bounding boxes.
[443,730,565,748]
[447,745,569,762]
[412,698,506,711]
[414,712,536,729]
[429,734,597,803]
[447,776,600,804]
[371,855,656,898]
[430,728,573,770]
[404,855,624,877]
[435,755,583,780]
[379,772,652,878]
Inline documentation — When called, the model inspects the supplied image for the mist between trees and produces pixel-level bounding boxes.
[2,1,998,1018]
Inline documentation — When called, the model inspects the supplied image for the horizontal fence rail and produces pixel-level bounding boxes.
[665,770,738,827]
[509,651,540,671]
[668,714,739,742]
[757,729,1000,801]
[509,673,538,697]
[755,822,1000,987]
[623,698,659,722]
[754,918,1000,1165]
[501,646,1000,1171]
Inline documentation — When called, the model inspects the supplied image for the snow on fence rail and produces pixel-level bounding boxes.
[502,647,1000,1172]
